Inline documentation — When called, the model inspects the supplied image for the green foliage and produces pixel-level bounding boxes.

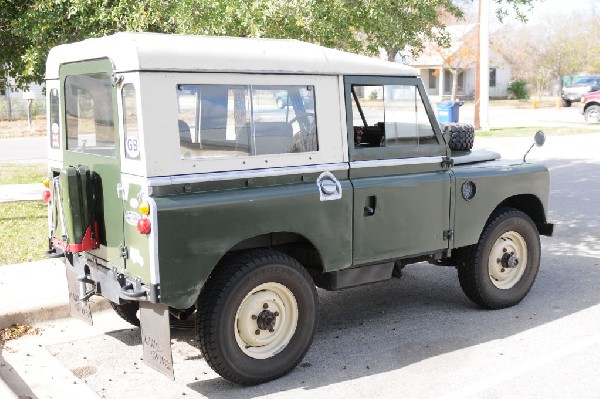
[0,0,538,88]
[507,80,529,99]
[1,0,466,87]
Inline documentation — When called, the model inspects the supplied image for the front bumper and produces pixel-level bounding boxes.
[562,93,583,102]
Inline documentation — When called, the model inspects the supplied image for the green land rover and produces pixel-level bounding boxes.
[45,33,553,385]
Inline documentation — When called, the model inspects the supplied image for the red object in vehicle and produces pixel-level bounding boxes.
[137,218,151,234]
[51,223,99,253]
[42,189,51,203]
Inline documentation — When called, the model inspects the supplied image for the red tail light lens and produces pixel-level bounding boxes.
[137,218,151,234]
[42,189,51,203]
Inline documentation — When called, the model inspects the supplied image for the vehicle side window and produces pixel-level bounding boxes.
[351,84,437,148]
[122,84,140,159]
[49,88,60,149]
[177,84,317,159]
[65,73,115,157]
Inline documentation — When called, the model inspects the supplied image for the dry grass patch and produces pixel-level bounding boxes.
[0,201,47,265]
[0,119,46,139]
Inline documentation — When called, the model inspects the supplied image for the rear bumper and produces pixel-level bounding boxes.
[66,252,160,304]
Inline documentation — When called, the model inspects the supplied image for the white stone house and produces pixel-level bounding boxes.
[408,24,511,101]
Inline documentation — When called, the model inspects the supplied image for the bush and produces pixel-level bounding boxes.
[507,80,529,100]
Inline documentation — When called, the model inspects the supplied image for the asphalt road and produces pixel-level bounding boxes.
[1,134,599,398]
[0,137,47,163]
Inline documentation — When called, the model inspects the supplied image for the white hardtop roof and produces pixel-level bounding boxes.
[46,32,416,79]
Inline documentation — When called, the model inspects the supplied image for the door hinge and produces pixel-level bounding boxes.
[120,245,129,259]
[443,229,454,241]
[441,156,454,169]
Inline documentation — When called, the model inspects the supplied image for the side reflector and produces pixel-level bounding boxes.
[138,201,150,215]
[137,218,151,234]
[42,189,51,203]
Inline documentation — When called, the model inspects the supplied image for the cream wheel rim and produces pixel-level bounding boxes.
[488,231,528,289]
[234,282,298,359]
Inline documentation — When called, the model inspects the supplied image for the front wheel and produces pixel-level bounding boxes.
[562,98,572,107]
[458,208,541,309]
[196,249,318,385]
[585,105,600,123]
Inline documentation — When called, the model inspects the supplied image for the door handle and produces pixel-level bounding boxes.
[364,195,377,217]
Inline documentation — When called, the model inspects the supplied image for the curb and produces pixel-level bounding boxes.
[0,296,111,330]
[0,259,112,329]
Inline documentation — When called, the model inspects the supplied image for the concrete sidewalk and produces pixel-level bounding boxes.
[0,183,45,202]
[0,259,109,329]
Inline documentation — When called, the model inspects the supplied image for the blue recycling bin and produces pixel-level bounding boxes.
[436,102,462,123]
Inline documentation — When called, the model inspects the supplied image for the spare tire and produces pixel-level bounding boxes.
[444,123,475,151]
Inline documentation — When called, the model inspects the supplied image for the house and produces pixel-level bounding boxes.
[0,76,44,120]
[408,24,511,101]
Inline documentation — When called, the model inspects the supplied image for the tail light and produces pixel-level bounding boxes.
[42,189,51,203]
[43,177,50,188]
[137,218,151,234]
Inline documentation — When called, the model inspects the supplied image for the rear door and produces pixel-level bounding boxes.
[345,76,451,265]
[59,59,124,267]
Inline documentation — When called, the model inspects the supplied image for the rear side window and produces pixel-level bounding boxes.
[49,88,60,149]
[351,84,437,148]
[122,84,140,159]
[65,73,115,157]
[177,84,317,159]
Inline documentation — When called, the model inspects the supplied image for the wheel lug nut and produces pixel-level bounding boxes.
[251,315,257,320]
[269,328,274,333]
[255,329,260,335]
[511,251,514,255]
[501,268,505,272]
[274,311,279,316]
[496,258,501,263]
[263,303,269,309]
[502,248,507,252]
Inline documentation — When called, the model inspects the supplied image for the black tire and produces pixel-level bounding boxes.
[196,249,318,385]
[445,123,475,151]
[584,105,600,123]
[110,301,140,327]
[562,98,572,107]
[457,208,541,309]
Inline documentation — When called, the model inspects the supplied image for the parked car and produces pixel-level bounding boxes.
[580,90,600,122]
[561,75,600,107]
[275,88,314,109]
[45,33,553,386]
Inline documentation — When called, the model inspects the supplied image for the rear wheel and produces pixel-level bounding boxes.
[562,98,572,107]
[458,208,541,309]
[110,301,140,327]
[585,105,600,122]
[196,249,318,385]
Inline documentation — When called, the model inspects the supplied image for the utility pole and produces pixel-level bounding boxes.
[475,0,490,131]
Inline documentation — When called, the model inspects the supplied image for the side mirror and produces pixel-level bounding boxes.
[534,130,546,147]
[523,130,545,162]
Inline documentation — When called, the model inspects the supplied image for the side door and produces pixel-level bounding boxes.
[345,76,451,265]
[60,59,125,267]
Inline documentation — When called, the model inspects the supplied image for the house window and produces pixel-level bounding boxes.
[428,69,437,89]
[490,68,497,87]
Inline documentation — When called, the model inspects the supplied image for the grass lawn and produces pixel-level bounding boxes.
[0,163,47,185]
[0,201,47,265]
[476,126,599,137]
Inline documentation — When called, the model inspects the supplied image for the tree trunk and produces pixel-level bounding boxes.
[387,47,398,62]
[451,69,459,103]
